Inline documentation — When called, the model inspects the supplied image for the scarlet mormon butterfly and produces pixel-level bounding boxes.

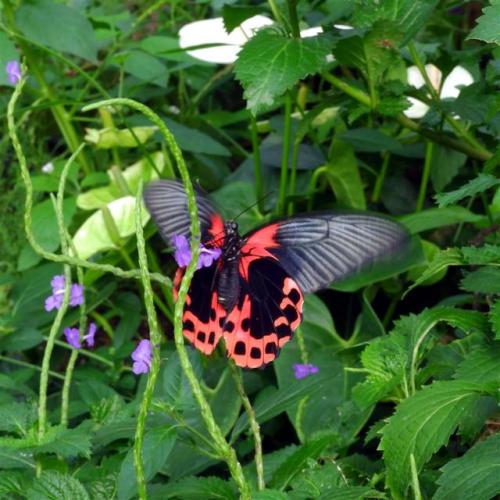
[144,180,409,368]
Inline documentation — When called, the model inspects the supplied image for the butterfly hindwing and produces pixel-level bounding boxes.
[223,256,303,368]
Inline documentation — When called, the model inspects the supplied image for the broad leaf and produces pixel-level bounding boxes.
[461,267,500,294]
[27,471,89,500]
[434,433,500,500]
[490,300,500,340]
[235,30,332,114]
[453,345,500,389]
[462,244,500,264]
[16,0,98,62]
[150,476,235,500]
[337,128,402,153]
[467,0,500,45]
[399,207,483,234]
[435,173,500,207]
[380,380,486,499]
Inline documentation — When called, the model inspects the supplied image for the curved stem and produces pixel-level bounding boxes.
[416,142,434,212]
[278,93,293,216]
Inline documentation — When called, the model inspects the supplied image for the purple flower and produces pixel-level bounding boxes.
[44,275,84,312]
[132,339,152,375]
[171,234,222,270]
[293,363,319,380]
[64,327,81,349]
[84,322,97,347]
[6,61,21,85]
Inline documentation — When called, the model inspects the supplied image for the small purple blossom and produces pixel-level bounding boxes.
[64,327,81,349]
[293,363,319,380]
[6,61,21,85]
[171,234,222,270]
[44,275,84,312]
[132,339,152,375]
[84,322,97,347]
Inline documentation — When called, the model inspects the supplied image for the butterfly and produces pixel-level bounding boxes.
[144,180,409,368]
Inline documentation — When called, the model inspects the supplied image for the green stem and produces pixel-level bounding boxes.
[61,350,78,427]
[0,355,65,381]
[372,152,391,203]
[134,183,164,500]
[307,166,328,211]
[83,98,251,499]
[229,363,265,491]
[250,115,264,211]
[322,73,372,107]
[410,454,423,500]
[48,337,115,368]
[287,139,300,215]
[416,142,434,212]
[286,0,301,38]
[278,93,293,216]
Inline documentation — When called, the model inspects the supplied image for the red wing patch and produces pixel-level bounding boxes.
[174,267,225,355]
[223,259,304,368]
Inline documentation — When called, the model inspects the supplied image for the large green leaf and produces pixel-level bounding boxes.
[434,433,500,500]
[235,30,332,114]
[337,128,402,153]
[380,380,486,499]
[149,476,235,499]
[27,471,89,500]
[117,426,177,500]
[461,267,500,294]
[435,173,500,207]
[462,244,500,265]
[467,0,500,45]
[16,0,98,62]
[352,0,438,45]
[454,345,500,388]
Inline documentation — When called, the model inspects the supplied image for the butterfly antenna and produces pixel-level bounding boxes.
[232,191,274,222]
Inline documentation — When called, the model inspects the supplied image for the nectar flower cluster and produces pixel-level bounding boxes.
[293,363,319,380]
[171,234,222,270]
[6,61,21,85]
[131,339,152,375]
[44,275,84,312]
[64,323,97,349]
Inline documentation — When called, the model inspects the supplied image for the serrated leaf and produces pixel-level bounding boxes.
[222,5,264,33]
[490,300,500,340]
[435,173,500,207]
[467,0,500,45]
[398,206,482,234]
[0,402,36,434]
[0,448,35,469]
[434,433,500,500]
[352,0,438,45]
[461,267,500,294]
[380,380,486,499]
[16,0,98,62]
[454,345,500,388]
[461,244,500,265]
[270,435,337,489]
[235,30,332,114]
[150,476,235,500]
[27,471,89,500]
[431,146,467,192]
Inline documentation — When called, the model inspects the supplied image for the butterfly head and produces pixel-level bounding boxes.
[225,220,239,236]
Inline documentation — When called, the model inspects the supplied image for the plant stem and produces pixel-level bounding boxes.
[250,115,264,211]
[82,98,251,499]
[48,337,114,368]
[416,142,434,211]
[278,93,293,216]
[372,152,390,203]
[0,355,65,381]
[134,183,164,500]
[287,139,301,215]
[286,0,301,37]
[229,363,265,491]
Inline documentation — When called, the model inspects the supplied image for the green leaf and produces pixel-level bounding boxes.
[461,244,500,265]
[490,300,500,340]
[0,31,19,87]
[380,380,486,499]
[337,128,402,153]
[270,435,337,489]
[84,126,158,149]
[27,471,89,500]
[333,23,403,85]
[0,448,35,469]
[222,5,264,33]
[150,476,235,500]
[72,196,150,259]
[16,0,98,62]
[430,146,466,192]
[235,30,332,114]
[399,207,483,234]
[435,173,500,207]
[467,0,500,45]
[461,267,500,294]
[18,197,77,271]
[454,345,500,389]
[434,433,500,500]
[352,0,438,45]
[0,402,36,434]
[326,124,366,209]
[121,50,168,87]
[117,426,177,500]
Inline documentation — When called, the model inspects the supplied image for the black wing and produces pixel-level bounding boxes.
[265,213,410,294]
[144,180,225,245]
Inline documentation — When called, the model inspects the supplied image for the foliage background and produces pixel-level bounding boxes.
[0,0,499,499]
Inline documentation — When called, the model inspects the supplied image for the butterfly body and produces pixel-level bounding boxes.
[145,180,410,368]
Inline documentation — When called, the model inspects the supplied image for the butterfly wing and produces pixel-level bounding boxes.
[144,179,225,246]
[223,257,303,368]
[244,213,410,294]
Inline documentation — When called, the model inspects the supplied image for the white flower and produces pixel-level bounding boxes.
[41,161,54,174]
[404,64,474,119]
[179,15,273,64]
